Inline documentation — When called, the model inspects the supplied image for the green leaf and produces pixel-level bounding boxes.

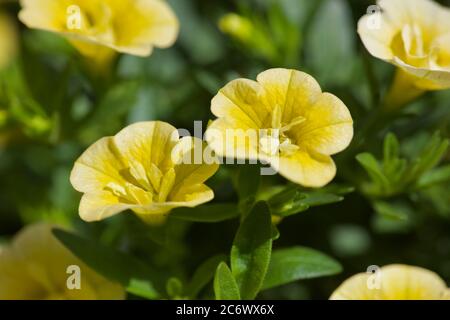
[299,192,344,207]
[214,262,240,300]
[127,279,159,300]
[383,133,400,165]
[407,133,449,183]
[231,201,273,299]
[268,187,308,216]
[168,0,225,64]
[236,164,261,199]
[271,224,280,241]
[305,0,356,86]
[262,246,342,290]
[52,229,161,299]
[278,0,319,27]
[186,254,227,298]
[80,81,140,141]
[373,200,410,221]
[416,164,450,189]
[171,203,239,223]
[330,225,371,256]
[236,164,261,213]
[268,186,344,217]
[356,153,389,187]
[166,277,183,298]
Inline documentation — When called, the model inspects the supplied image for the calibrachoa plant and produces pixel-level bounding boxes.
[0,0,450,300]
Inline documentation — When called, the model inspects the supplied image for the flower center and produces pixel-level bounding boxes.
[391,23,444,69]
[105,163,176,205]
[259,105,305,156]
[401,23,426,58]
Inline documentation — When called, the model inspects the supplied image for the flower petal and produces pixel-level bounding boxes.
[211,78,269,129]
[19,0,179,57]
[0,247,41,299]
[357,12,398,60]
[134,184,214,216]
[129,0,179,48]
[70,137,127,194]
[205,118,260,160]
[378,0,450,33]
[170,137,219,198]
[293,92,353,155]
[113,121,179,172]
[394,56,450,90]
[79,191,132,222]
[274,150,336,187]
[330,264,449,300]
[256,68,322,124]
[1,223,125,299]
[329,273,377,300]
[380,264,448,300]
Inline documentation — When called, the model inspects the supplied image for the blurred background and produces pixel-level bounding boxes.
[1,0,449,299]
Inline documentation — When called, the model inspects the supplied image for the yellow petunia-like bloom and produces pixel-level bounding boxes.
[0,12,18,71]
[358,0,450,107]
[70,121,219,223]
[205,68,353,188]
[18,0,179,62]
[0,223,125,300]
[330,264,450,300]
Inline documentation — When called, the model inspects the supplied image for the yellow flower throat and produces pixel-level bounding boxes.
[259,105,305,156]
[105,163,176,205]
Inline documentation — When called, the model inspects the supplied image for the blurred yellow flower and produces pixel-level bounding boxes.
[205,68,353,188]
[330,264,450,300]
[358,0,450,107]
[18,0,179,61]
[0,223,125,300]
[70,121,219,223]
[0,12,18,70]
[219,13,253,43]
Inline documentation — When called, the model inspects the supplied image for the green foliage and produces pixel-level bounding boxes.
[220,0,302,66]
[171,204,239,223]
[305,0,357,86]
[262,246,342,290]
[357,132,449,197]
[1,0,450,301]
[231,202,272,300]
[214,262,241,300]
[166,277,184,299]
[235,164,261,214]
[268,184,352,217]
[187,254,227,298]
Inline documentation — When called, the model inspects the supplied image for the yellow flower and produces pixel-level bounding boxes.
[0,12,18,70]
[330,264,450,300]
[0,223,125,300]
[18,0,179,62]
[205,68,353,188]
[219,13,253,43]
[70,121,219,223]
[358,0,450,107]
